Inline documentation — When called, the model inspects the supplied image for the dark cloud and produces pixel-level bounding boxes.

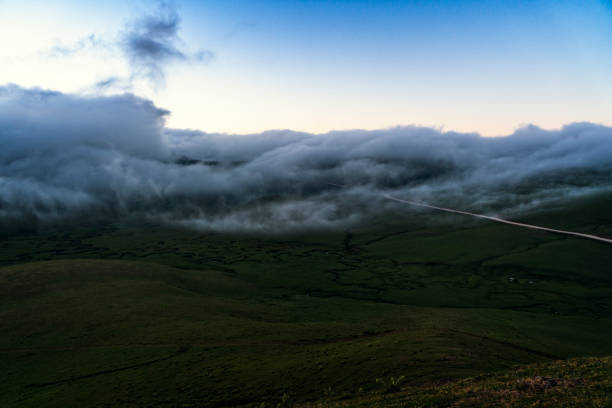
[47,34,105,57]
[121,2,214,87]
[1,85,611,233]
[42,2,213,90]
[93,77,127,92]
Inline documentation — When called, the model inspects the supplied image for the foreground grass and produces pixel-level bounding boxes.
[1,259,610,407]
[1,193,611,406]
[307,357,611,408]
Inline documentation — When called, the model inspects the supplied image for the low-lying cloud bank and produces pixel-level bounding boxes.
[1,84,611,233]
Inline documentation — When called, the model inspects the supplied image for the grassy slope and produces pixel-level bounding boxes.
[1,193,611,407]
[306,357,611,408]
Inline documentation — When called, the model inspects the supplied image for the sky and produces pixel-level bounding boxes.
[1,0,611,135]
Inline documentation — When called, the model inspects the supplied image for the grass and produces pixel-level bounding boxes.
[1,193,611,407]
[303,356,611,408]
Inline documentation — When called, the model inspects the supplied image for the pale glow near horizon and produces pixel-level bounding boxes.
[1,0,611,137]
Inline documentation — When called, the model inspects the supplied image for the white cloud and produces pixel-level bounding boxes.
[1,85,611,233]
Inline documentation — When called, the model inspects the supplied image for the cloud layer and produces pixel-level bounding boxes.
[1,84,611,233]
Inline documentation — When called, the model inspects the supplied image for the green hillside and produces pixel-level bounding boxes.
[1,194,611,407]
[304,357,611,408]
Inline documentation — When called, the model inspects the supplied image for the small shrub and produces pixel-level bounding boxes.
[277,392,293,408]
[376,375,405,393]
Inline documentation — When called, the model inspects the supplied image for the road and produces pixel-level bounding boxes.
[383,193,612,245]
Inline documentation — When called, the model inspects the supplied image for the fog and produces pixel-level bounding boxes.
[1,85,611,233]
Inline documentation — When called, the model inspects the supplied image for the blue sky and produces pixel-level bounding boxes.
[1,0,611,135]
